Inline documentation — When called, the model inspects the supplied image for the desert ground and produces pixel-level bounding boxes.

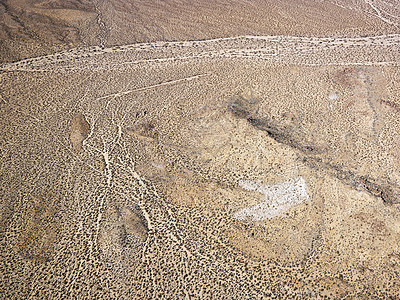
[1,0,400,298]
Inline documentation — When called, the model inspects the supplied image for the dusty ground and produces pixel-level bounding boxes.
[0,0,399,62]
[1,0,400,299]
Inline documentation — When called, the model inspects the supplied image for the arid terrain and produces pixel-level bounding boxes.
[1,0,400,299]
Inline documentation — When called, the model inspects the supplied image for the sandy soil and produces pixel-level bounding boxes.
[0,0,399,62]
[1,0,400,299]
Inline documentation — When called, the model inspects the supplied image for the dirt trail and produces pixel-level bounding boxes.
[1,34,399,72]
[329,0,400,28]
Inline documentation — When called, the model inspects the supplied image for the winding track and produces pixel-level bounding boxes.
[329,0,400,28]
[1,34,399,72]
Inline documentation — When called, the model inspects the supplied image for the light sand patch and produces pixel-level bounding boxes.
[234,177,310,221]
[329,92,339,100]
